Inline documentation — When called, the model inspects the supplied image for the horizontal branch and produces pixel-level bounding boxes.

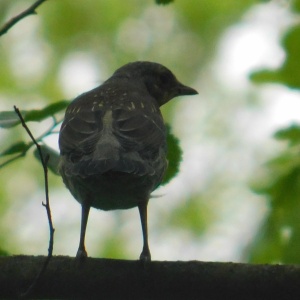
[0,256,299,299]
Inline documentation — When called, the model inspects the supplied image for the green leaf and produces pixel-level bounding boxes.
[0,111,21,128]
[155,0,174,4]
[0,248,9,256]
[162,125,182,185]
[291,0,300,13]
[0,101,69,129]
[33,144,60,175]
[24,100,69,122]
[250,165,300,264]
[274,124,300,145]
[250,25,300,89]
[0,141,30,156]
[249,133,300,263]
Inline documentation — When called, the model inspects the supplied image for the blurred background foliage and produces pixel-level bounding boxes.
[1,0,300,263]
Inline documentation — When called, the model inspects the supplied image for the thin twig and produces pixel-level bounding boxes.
[0,0,48,37]
[13,105,55,297]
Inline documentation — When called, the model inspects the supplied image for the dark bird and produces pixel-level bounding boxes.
[58,61,198,261]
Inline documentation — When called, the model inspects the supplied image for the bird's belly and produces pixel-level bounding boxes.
[63,172,155,211]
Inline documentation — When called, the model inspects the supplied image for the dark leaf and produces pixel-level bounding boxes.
[250,165,300,264]
[24,100,69,122]
[274,124,300,145]
[161,125,182,185]
[0,111,22,128]
[249,132,300,263]
[0,141,30,156]
[250,25,300,89]
[155,0,174,4]
[0,101,68,128]
[0,248,9,256]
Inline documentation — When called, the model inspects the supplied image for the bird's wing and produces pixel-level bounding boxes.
[59,98,112,176]
[110,107,167,176]
[113,107,166,157]
[59,100,166,178]
[59,107,103,159]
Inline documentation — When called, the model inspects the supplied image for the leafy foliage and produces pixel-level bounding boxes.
[1,141,30,156]
[251,25,300,89]
[0,111,21,128]
[0,103,64,169]
[0,101,68,128]
[292,0,300,13]
[0,248,9,256]
[274,124,300,146]
[250,126,300,263]
[247,3,300,263]
[23,101,69,123]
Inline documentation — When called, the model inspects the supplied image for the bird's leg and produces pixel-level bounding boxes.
[138,200,151,261]
[76,203,90,259]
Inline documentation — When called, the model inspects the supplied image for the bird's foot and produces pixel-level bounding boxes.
[139,249,151,262]
[76,248,88,260]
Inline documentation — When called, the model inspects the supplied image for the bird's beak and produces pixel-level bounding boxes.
[176,82,198,96]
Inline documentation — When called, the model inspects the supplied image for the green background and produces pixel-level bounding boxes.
[1,0,300,263]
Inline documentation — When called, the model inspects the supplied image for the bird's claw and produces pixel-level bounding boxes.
[76,248,88,260]
[139,250,151,262]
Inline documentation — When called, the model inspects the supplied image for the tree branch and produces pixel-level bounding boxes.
[14,106,55,297]
[0,256,299,299]
[0,0,48,37]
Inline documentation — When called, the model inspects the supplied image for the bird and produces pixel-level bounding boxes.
[58,61,198,261]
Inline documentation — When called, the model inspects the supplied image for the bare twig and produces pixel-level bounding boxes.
[0,0,48,37]
[13,105,55,297]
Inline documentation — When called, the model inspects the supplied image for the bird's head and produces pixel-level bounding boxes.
[112,61,198,106]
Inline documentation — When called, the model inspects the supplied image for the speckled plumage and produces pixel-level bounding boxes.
[59,61,198,260]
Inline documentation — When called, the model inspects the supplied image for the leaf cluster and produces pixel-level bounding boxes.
[248,0,300,263]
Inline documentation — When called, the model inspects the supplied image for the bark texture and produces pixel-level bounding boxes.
[0,255,299,299]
